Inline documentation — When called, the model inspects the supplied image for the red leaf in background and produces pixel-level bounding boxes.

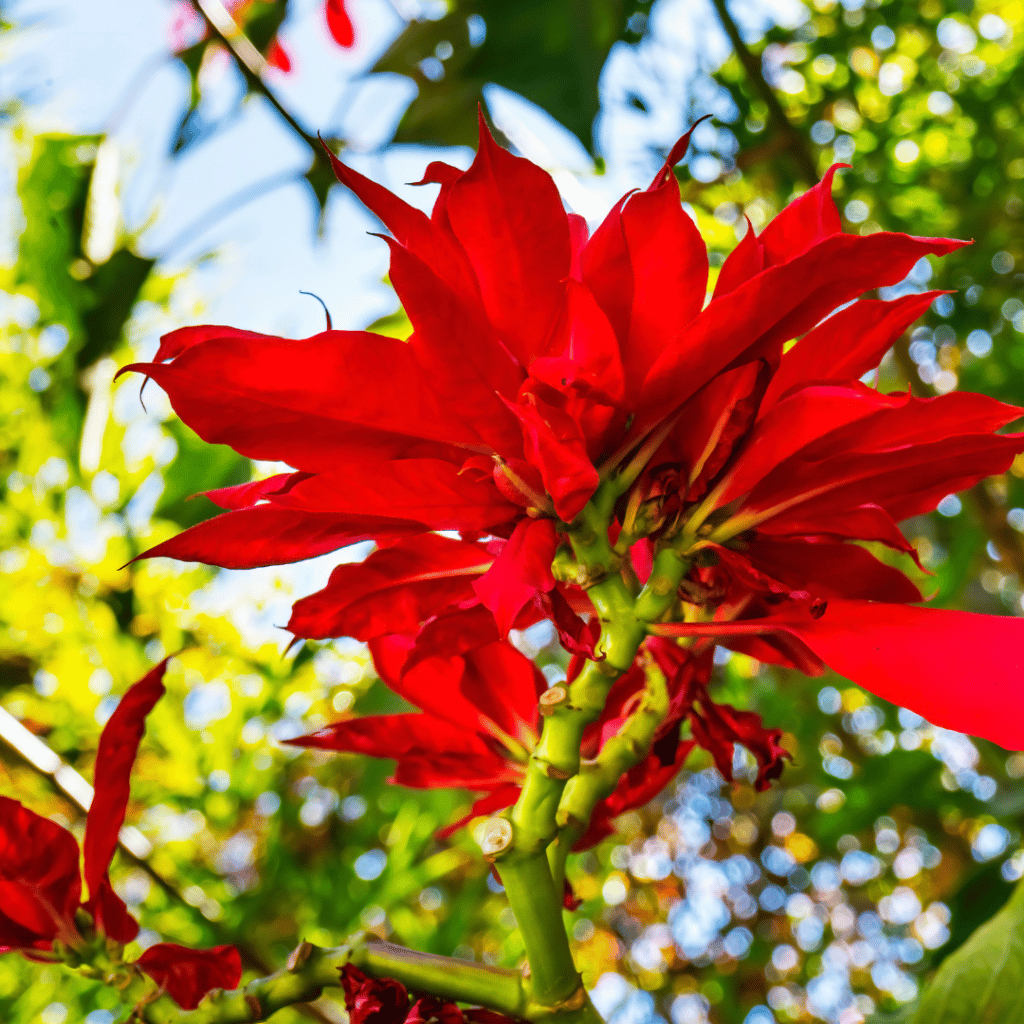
[83,660,168,942]
[473,518,557,637]
[266,38,292,72]
[0,798,81,950]
[325,0,355,48]
[136,943,242,1010]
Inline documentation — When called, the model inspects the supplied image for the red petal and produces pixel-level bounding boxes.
[580,193,634,347]
[737,538,924,603]
[370,638,543,751]
[756,503,916,558]
[325,0,355,48]
[137,505,423,569]
[202,473,295,511]
[405,605,500,670]
[620,177,707,400]
[83,660,168,939]
[120,331,480,472]
[638,231,969,437]
[658,600,1024,748]
[530,280,625,406]
[745,431,1024,527]
[340,964,409,1024]
[151,325,279,364]
[472,518,557,638]
[137,943,242,1010]
[0,797,81,947]
[760,291,943,413]
[756,163,847,264]
[713,383,905,508]
[446,113,572,367]
[568,213,589,280]
[506,388,599,521]
[646,118,709,191]
[385,238,524,454]
[712,217,763,301]
[269,460,518,533]
[288,534,491,641]
[689,699,790,792]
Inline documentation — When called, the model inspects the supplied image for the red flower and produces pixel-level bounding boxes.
[0,661,241,1008]
[119,115,1024,748]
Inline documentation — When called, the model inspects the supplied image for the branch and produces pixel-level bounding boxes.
[140,935,529,1024]
[709,0,819,183]
[191,0,327,157]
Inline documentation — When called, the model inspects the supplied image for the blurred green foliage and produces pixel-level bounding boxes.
[2,0,1024,1023]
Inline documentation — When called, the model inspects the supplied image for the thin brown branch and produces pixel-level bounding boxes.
[709,0,820,183]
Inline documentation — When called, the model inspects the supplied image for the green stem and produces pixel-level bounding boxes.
[139,935,528,1023]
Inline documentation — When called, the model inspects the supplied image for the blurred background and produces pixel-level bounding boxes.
[1,0,1023,1022]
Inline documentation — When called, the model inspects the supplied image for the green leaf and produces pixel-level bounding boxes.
[155,419,251,528]
[911,880,1024,1023]
[373,1,645,153]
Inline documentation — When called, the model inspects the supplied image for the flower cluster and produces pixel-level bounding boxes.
[119,114,1024,844]
[0,661,241,1010]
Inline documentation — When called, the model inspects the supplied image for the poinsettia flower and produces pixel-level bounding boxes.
[0,660,241,1007]
[117,113,988,655]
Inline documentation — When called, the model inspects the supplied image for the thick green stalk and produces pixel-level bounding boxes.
[138,935,528,1023]
[549,664,670,897]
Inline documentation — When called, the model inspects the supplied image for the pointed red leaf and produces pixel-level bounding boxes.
[137,943,242,1010]
[120,330,482,473]
[656,599,1024,749]
[620,177,707,400]
[760,291,942,413]
[472,518,557,638]
[506,388,599,521]
[638,231,969,437]
[137,505,423,569]
[446,114,571,366]
[580,193,634,346]
[268,460,519,533]
[530,280,625,406]
[288,534,492,641]
[83,660,168,937]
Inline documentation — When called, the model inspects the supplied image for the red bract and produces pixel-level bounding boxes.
[119,114,1024,749]
[290,632,786,843]
[0,661,241,1008]
[325,0,355,49]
